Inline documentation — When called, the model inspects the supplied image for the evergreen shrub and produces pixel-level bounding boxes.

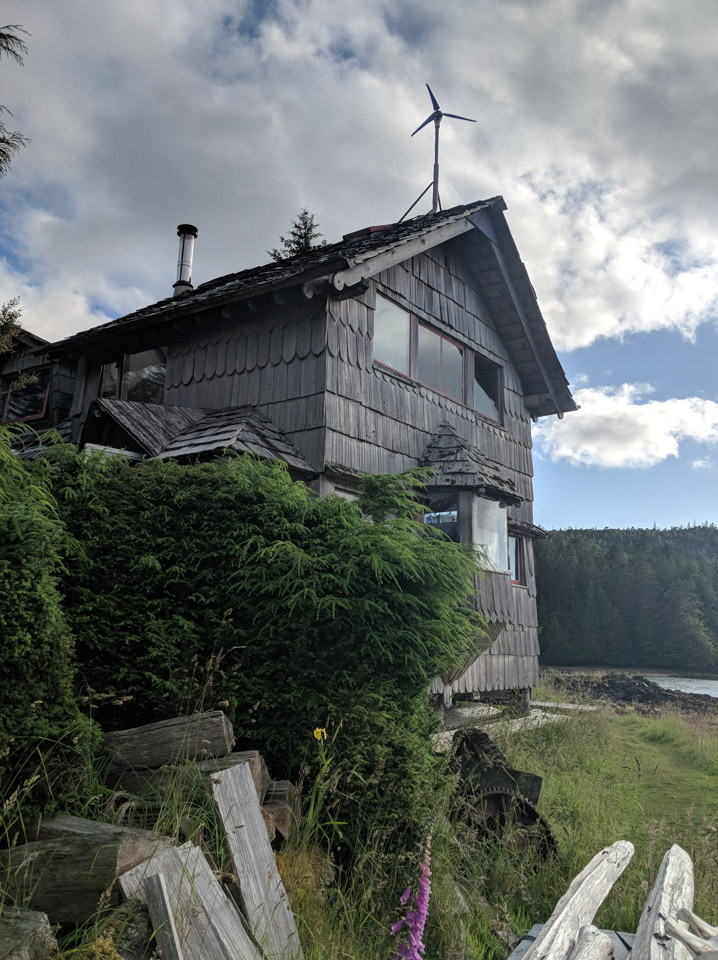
[0,427,96,804]
[50,450,483,848]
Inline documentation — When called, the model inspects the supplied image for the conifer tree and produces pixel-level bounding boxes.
[0,24,29,179]
[268,207,327,261]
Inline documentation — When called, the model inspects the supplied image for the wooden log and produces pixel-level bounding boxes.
[632,845,694,960]
[144,872,184,960]
[263,779,297,840]
[120,841,263,960]
[104,711,235,772]
[198,750,271,804]
[110,750,270,805]
[0,907,57,960]
[211,762,304,960]
[1,821,174,925]
[523,841,634,960]
[568,925,614,960]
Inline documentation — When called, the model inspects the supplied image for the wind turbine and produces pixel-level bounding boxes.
[400,84,476,221]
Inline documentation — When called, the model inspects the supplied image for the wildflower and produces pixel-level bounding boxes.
[390,836,432,960]
[313,727,327,741]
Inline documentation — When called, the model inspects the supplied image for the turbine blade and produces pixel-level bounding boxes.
[411,113,435,136]
[426,83,440,111]
[443,113,477,123]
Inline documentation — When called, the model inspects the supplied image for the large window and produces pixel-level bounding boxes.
[473,497,508,570]
[373,293,502,416]
[100,347,167,405]
[1,370,50,423]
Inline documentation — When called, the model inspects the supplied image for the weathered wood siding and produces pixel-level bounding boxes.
[164,300,328,468]
[324,243,540,693]
[76,299,329,468]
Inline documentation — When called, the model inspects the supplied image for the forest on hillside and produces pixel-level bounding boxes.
[534,524,718,671]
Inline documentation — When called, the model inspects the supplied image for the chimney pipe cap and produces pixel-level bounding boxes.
[177,223,198,238]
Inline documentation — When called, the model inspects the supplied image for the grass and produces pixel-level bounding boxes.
[2,694,717,959]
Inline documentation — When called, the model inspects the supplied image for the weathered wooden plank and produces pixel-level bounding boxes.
[1,824,173,925]
[211,762,303,960]
[523,842,634,960]
[120,842,263,960]
[567,925,614,960]
[104,711,234,773]
[632,845,694,960]
[198,750,271,804]
[0,907,57,960]
[144,872,184,960]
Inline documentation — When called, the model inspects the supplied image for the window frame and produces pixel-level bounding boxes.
[1,368,51,424]
[372,291,503,421]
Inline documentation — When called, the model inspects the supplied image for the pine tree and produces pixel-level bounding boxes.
[268,207,327,261]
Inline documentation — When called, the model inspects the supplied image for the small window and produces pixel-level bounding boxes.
[373,295,410,375]
[508,536,525,584]
[1,370,50,423]
[99,348,167,405]
[424,492,460,542]
[474,354,502,421]
[473,497,508,570]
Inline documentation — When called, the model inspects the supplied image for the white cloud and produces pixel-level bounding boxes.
[534,383,718,468]
[2,0,718,352]
[691,458,713,471]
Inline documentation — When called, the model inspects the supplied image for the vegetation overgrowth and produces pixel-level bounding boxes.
[536,526,718,670]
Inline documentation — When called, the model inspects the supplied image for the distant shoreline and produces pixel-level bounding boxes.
[540,664,718,682]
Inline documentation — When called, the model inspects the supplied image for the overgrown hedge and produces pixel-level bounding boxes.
[0,428,96,800]
[47,449,483,847]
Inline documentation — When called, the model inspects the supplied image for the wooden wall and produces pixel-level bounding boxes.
[324,242,541,695]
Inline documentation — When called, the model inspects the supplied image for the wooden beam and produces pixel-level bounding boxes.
[144,873,184,960]
[120,842,263,960]
[103,711,235,773]
[211,762,303,960]
[332,217,474,291]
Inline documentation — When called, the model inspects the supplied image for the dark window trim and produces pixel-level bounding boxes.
[1,368,51,424]
[508,534,526,586]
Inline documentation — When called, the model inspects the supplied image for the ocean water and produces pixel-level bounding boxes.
[650,675,718,699]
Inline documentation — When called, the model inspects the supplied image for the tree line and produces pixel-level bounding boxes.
[535,525,718,671]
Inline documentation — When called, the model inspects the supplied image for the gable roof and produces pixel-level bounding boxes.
[83,399,316,475]
[48,197,576,418]
[420,421,522,506]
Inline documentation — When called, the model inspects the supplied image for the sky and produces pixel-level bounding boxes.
[2,0,718,530]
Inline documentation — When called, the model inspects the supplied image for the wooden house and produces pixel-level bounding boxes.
[41,198,576,705]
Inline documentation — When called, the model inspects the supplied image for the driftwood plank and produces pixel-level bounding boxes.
[0,823,173,925]
[0,907,57,960]
[37,816,173,874]
[120,841,262,960]
[144,872,184,960]
[104,711,235,772]
[211,762,303,960]
[632,845,694,960]
[263,780,297,841]
[523,841,634,960]
[568,925,614,960]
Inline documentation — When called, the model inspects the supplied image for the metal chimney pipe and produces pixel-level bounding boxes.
[173,223,198,297]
